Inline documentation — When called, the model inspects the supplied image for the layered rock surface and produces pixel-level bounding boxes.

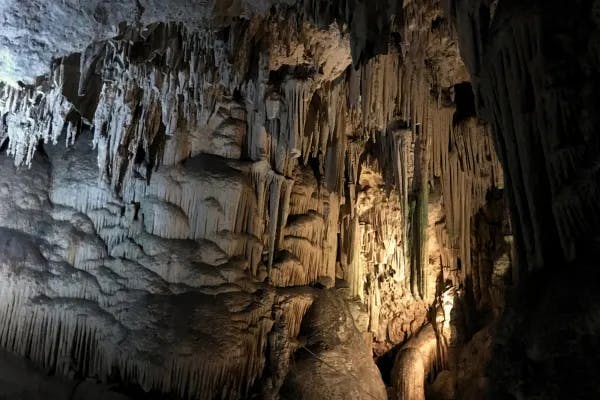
[0,0,511,399]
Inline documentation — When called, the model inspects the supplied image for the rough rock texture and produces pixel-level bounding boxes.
[0,0,285,85]
[0,149,278,399]
[448,0,600,398]
[280,290,387,400]
[0,0,513,398]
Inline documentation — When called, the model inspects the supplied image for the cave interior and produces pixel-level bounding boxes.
[0,0,598,399]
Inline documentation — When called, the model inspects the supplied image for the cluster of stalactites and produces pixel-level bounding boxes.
[0,67,74,167]
[432,117,503,282]
[0,7,509,398]
[0,279,277,399]
[334,0,504,354]
[340,50,438,299]
[0,2,503,301]
[91,24,245,186]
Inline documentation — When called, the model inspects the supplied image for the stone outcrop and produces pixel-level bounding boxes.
[281,290,388,400]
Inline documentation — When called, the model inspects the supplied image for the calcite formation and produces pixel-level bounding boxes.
[0,0,512,399]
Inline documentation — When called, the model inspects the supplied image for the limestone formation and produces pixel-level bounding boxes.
[0,0,517,399]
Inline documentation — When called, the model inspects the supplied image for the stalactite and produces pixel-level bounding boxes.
[0,275,276,399]
[0,69,71,167]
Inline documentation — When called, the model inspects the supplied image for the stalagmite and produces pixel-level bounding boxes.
[393,348,426,400]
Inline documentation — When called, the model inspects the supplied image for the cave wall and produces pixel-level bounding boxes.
[449,0,600,398]
[451,0,600,271]
[0,1,510,398]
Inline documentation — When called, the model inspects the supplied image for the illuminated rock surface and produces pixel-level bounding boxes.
[3,0,577,399]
